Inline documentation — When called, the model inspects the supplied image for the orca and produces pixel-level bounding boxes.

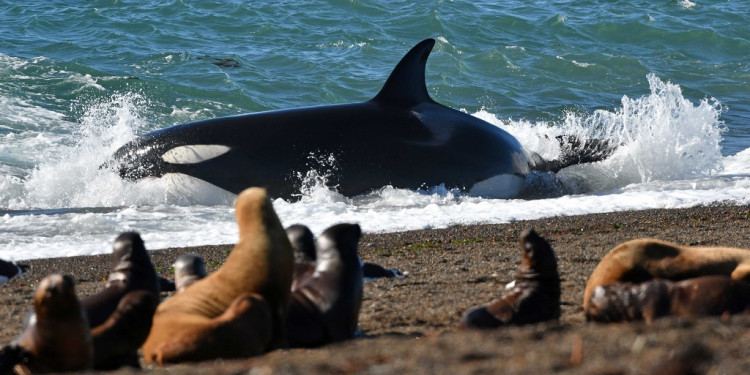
[110,39,611,200]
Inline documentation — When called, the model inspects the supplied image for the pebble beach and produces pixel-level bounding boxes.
[3,204,750,374]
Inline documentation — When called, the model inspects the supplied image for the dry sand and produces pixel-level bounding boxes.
[2,204,750,374]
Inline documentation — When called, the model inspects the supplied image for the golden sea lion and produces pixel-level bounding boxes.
[586,275,750,323]
[141,187,294,364]
[460,229,560,328]
[583,238,750,310]
[12,274,93,373]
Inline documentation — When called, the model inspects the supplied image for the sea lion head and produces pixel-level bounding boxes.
[286,224,316,264]
[316,223,363,273]
[173,254,206,292]
[519,229,558,278]
[111,232,149,273]
[287,224,317,292]
[35,274,80,318]
[586,280,672,323]
[107,232,159,294]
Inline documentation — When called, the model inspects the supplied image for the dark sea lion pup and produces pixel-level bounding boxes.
[79,232,160,370]
[586,275,750,323]
[6,274,93,373]
[141,187,294,364]
[286,223,364,347]
[460,229,560,328]
[583,238,750,310]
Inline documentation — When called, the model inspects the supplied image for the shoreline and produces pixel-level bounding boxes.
[3,204,750,373]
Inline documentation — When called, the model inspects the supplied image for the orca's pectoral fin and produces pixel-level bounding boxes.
[531,135,618,173]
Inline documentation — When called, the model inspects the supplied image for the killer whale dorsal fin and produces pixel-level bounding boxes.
[371,38,436,107]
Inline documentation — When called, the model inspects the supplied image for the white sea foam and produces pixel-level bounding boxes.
[0,75,747,260]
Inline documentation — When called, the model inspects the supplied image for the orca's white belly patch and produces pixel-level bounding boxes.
[468,174,524,199]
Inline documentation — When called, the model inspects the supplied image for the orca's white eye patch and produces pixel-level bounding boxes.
[161,145,230,164]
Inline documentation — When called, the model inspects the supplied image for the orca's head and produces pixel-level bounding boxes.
[106,135,230,181]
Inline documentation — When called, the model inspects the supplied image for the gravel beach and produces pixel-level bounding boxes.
[2,204,750,374]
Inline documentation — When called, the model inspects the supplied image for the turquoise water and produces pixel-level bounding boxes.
[2,1,748,148]
[1,0,750,259]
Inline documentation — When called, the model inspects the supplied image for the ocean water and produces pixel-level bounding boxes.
[1,0,749,260]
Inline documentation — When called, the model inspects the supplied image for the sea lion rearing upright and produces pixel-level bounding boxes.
[11,274,93,373]
[460,229,560,328]
[79,232,160,370]
[141,187,294,364]
[583,239,750,310]
[286,223,364,347]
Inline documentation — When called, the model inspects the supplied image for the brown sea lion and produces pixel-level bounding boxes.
[12,274,93,373]
[583,238,750,310]
[586,275,750,323]
[78,232,161,370]
[460,229,560,328]
[286,223,364,347]
[141,187,294,364]
[172,253,207,292]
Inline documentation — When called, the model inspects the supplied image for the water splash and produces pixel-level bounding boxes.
[480,74,725,195]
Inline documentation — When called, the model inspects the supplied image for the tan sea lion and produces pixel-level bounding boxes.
[460,229,560,328]
[79,232,161,370]
[141,187,294,364]
[12,274,93,373]
[286,223,364,347]
[583,238,750,310]
[172,253,207,292]
[586,275,750,323]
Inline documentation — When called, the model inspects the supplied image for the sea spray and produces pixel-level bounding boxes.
[480,75,725,195]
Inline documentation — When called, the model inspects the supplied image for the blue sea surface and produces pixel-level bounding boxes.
[1,0,749,259]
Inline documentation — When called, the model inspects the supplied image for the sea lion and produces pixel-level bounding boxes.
[12,274,93,373]
[362,262,405,280]
[286,223,403,284]
[141,187,294,364]
[586,275,750,323]
[79,232,161,370]
[460,229,560,328]
[172,253,207,292]
[583,238,750,310]
[286,223,364,347]
[286,224,317,291]
[0,259,28,287]
[90,290,157,369]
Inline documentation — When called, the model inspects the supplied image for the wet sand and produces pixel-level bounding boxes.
[2,204,750,374]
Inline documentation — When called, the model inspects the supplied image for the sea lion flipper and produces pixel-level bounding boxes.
[154,293,272,364]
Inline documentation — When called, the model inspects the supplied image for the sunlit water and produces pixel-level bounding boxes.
[1,1,748,260]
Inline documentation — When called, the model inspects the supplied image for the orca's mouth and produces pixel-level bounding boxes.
[102,144,168,181]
